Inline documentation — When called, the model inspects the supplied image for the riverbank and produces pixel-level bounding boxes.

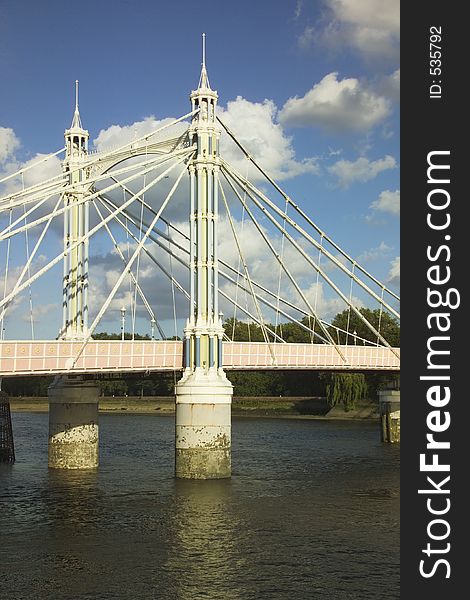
[8,395,380,420]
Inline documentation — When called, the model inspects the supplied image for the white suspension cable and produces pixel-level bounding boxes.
[97,196,190,304]
[167,222,178,340]
[222,159,400,318]
[222,163,398,355]
[0,153,191,313]
[0,150,181,214]
[92,199,163,331]
[70,164,189,368]
[0,147,66,186]
[312,235,323,342]
[1,208,13,339]
[217,116,399,303]
[107,195,328,340]
[275,196,288,342]
[0,194,60,239]
[0,147,193,242]
[377,287,385,346]
[101,196,319,345]
[21,173,35,339]
[0,194,63,326]
[222,167,343,354]
[218,178,275,359]
[82,109,197,169]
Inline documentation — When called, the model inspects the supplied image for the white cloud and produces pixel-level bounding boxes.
[328,154,396,187]
[0,129,62,196]
[357,241,392,262]
[387,256,400,287]
[91,97,318,190]
[279,73,391,132]
[0,127,21,164]
[370,189,400,215]
[93,116,188,152]
[219,96,318,181]
[376,69,400,102]
[22,153,62,188]
[22,302,58,323]
[301,0,399,62]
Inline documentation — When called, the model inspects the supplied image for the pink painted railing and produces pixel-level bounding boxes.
[0,340,399,376]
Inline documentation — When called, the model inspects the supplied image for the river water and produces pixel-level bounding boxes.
[0,413,399,599]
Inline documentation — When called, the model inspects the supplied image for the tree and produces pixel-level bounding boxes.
[223,318,265,342]
[93,331,151,341]
[329,308,400,346]
[322,373,368,411]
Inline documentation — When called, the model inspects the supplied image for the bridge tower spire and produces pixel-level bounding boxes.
[61,80,90,340]
[175,35,233,479]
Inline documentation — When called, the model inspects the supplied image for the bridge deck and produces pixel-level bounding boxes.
[0,341,399,376]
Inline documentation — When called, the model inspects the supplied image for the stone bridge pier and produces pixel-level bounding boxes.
[48,375,99,469]
[378,389,400,443]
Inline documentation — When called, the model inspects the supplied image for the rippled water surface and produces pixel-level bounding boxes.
[0,413,399,599]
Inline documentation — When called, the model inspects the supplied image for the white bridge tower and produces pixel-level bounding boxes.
[48,82,99,470]
[175,35,233,479]
[61,80,90,340]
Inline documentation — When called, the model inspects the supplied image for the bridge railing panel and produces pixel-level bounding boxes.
[0,340,399,376]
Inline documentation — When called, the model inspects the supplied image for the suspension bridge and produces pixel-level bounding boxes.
[0,37,399,476]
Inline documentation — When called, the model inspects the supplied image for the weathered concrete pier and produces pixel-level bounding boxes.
[378,389,400,443]
[48,376,99,469]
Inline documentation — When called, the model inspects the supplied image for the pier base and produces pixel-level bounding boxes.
[175,369,233,479]
[378,390,400,443]
[48,376,99,469]
[0,391,15,463]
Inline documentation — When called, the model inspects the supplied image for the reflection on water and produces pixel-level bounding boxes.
[0,413,399,599]
[166,480,246,600]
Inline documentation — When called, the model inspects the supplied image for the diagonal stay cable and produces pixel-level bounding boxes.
[101,193,328,338]
[92,199,166,338]
[0,148,187,215]
[0,152,191,313]
[70,162,190,368]
[222,163,399,357]
[98,195,284,344]
[217,116,399,303]
[0,194,64,325]
[0,147,193,242]
[223,159,400,319]
[0,147,66,185]
[222,167,344,358]
[218,178,276,361]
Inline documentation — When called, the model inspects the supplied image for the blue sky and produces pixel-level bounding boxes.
[0,0,399,340]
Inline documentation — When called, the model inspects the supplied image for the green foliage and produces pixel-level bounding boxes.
[93,331,151,341]
[329,308,400,346]
[323,373,368,411]
[222,317,321,343]
[1,376,53,397]
[223,318,265,342]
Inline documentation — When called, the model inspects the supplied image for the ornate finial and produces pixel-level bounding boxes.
[75,80,79,112]
[70,79,83,130]
[202,33,206,69]
[198,33,211,90]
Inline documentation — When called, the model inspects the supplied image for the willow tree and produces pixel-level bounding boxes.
[324,373,368,411]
